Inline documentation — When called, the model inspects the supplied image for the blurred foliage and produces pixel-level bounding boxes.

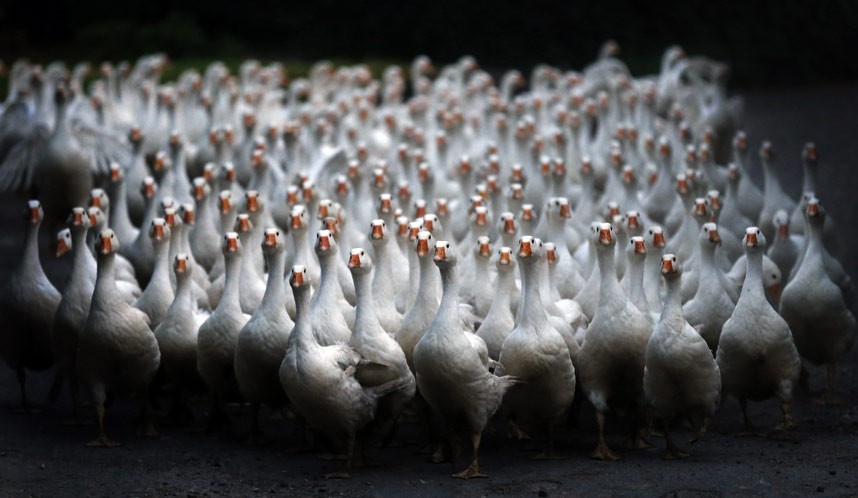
[0,0,857,88]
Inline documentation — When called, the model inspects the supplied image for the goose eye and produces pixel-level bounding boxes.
[111,234,115,238]
[772,274,777,279]
[446,243,450,248]
[673,257,677,261]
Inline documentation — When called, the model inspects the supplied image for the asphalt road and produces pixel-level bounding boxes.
[1,83,857,498]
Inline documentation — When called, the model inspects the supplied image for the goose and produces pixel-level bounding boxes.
[642,226,667,310]
[467,236,496,318]
[757,142,796,242]
[132,218,174,329]
[152,254,207,419]
[683,223,738,353]
[622,236,652,317]
[476,246,518,360]
[125,127,149,225]
[396,230,439,372]
[188,178,220,272]
[767,210,800,287]
[280,265,410,479]
[347,248,417,440]
[542,198,586,298]
[124,176,159,286]
[643,254,721,458]
[642,138,676,223]
[788,193,852,299]
[176,203,212,296]
[234,228,294,441]
[197,232,251,428]
[716,227,801,433]
[77,228,161,446]
[105,162,139,249]
[310,230,354,345]
[779,200,856,404]
[579,222,653,460]
[718,164,754,236]
[234,213,265,313]
[368,219,403,337]
[51,208,94,420]
[413,240,517,478]
[0,200,61,411]
[535,241,586,354]
[320,214,358,307]
[498,236,575,457]
[86,205,140,291]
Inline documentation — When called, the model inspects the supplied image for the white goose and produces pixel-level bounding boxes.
[716,227,801,433]
[368,219,403,337]
[132,218,173,329]
[77,228,161,446]
[280,265,410,479]
[311,229,354,345]
[476,246,518,360]
[396,230,439,372]
[234,228,294,440]
[413,240,517,478]
[779,200,856,404]
[498,236,575,457]
[644,254,720,459]
[579,222,653,460]
[0,200,60,411]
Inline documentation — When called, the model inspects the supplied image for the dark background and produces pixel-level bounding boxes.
[2,0,858,88]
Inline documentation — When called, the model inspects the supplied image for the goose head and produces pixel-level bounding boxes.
[624,210,643,238]
[56,228,72,257]
[27,199,44,226]
[692,198,709,226]
[192,178,210,202]
[219,190,235,217]
[290,265,310,289]
[421,213,441,234]
[759,141,775,166]
[544,242,560,267]
[414,230,434,259]
[499,212,517,236]
[700,222,721,250]
[90,189,109,212]
[163,206,182,233]
[149,217,170,245]
[95,229,120,256]
[318,198,335,220]
[222,231,241,258]
[773,209,790,239]
[806,197,825,228]
[141,176,158,201]
[174,253,193,279]
[153,151,170,178]
[376,194,394,217]
[548,197,572,222]
[647,225,666,249]
[87,206,107,231]
[369,219,388,244]
[475,236,492,261]
[706,190,721,221]
[244,190,264,216]
[109,162,124,184]
[262,227,285,256]
[628,236,647,261]
[413,199,427,220]
[347,248,372,276]
[159,197,176,217]
[497,246,514,272]
[660,253,681,281]
[742,226,766,253]
[594,222,616,249]
[314,229,337,256]
[233,213,253,241]
[432,240,457,270]
[802,142,818,169]
[290,205,309,232]
[180,204,195,227]
[517,235,537,262]
[471,206,490,231]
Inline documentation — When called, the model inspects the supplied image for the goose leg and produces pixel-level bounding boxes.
[773,400,797,432]
[690,416,711,444]
[591,411,620,460]
[324,433,355,479]
[813,364,842,405]
[87,403,120,447]
[663,421,690,460]
[736,398,765,437]
[244,403,270,445]
[14,367,31,413]
[452,432,488,479]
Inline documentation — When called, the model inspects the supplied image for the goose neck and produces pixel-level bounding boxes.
[291,286,317,349]
[520,258,549,329]
[596,244,622,303]
[353,269,377,329]
[221,254,243,310]
[661,275,683,319]
[22,222,42,272]
[260,250,286,310]
[740,250,765,300]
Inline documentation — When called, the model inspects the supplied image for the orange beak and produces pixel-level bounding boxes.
[694,201,707,217]
[416,237,429,257]
[164,211,176,227]
[143,181,156,198]
[422,218,434,233]
[708,195,721,211]
[436,200,448,217]
[627,214,639,230]
[511,185,523,200]
[433,243,447,262]
[154,153,166,171]
[194,184,207,200]
[317,234,331,251]
[287,189,298,205]
[236,216,252,233]
[88,211,98,226]
[264,230,278,247]
[805,143,817,162]
[746,231,758,247]
[767,283,782,303]
[807,201,819,217]
[152,223,165,241]
[219,197,232,214]
[348,252,361,268]
[174,257,188,273]
[291,270,305,287]
[599,227,612,245]
[708,228,721,243]
[225,235,239,253]
[559,203,571,218]
[56,235,70,257]
[99,235,112,255]
[633,238,646,255]
[499,249,511,265]
[545,247,557,263]
[90,194,102,208]
[608,204,620,219]
[661,257,674,274]
[398,184,410,200]
[371,223,384,240]
[503,217,516,234]
[478,241,491,257]
[246,193,260,212]
[183,208,195,225]
[778,223,789,239]
[653,231,666,248]
[518,239,533,257]
[379,197,392,213]
[72,209,85,226]
[521,206,534,221]
[475,210,487,226]
[290,214,303,230]
[336,180,349,196]
[677,177,688,194]
[110,165,122,182]
[252,151,263,167]
[623,168,634,184]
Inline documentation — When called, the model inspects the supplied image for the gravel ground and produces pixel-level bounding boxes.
[1,83,857,498]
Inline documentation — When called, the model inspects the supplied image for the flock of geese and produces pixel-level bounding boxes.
[0,43,854,479]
